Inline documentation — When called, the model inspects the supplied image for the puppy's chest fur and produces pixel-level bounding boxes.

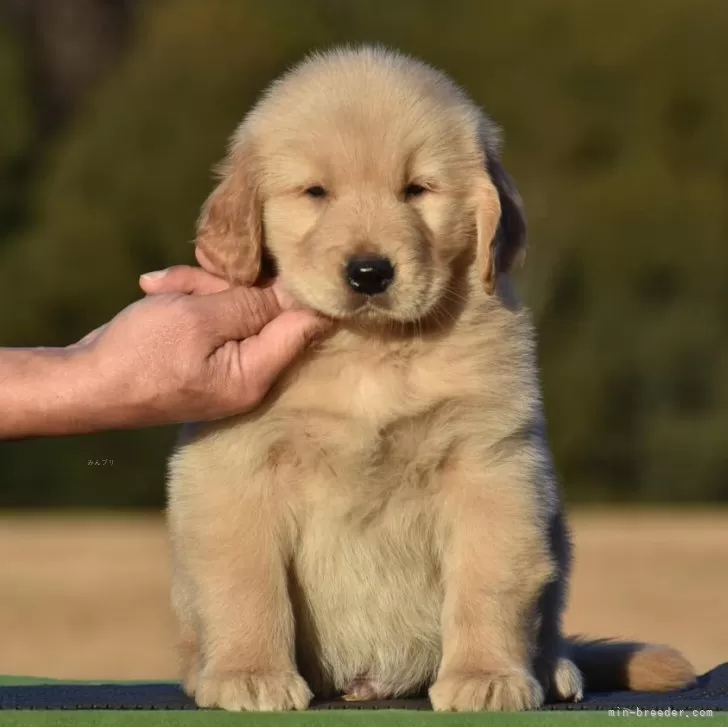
[270,333,469,692]
[270,328,488,516]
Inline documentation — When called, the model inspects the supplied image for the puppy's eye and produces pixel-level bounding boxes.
[404,183,427,199]
[305,185,327,199]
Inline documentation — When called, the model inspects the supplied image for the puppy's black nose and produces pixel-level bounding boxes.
[345,256,395,295]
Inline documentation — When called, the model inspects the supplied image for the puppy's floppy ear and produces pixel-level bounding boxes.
[475,127,527,294]
[196,143,263,285]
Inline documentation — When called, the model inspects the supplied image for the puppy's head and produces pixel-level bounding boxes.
[197,46,526,324]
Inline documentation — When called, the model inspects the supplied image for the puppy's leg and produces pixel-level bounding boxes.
[169,426,204,697]
[173,476,311,712]
[533,511,583,703]
[429,448,559,712]
[169,554,201,696]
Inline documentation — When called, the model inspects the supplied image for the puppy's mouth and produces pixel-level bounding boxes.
[295,290,412,324]
[274,268,446,328]
[316,296,400,323]
[346,291,443,326]
[353,296,393,315]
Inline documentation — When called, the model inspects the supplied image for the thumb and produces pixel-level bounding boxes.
[139,265,229,295]
[240,309,333,393]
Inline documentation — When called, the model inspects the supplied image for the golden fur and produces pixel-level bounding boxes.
[167,45,695,712]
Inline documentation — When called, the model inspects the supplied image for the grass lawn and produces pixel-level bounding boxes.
[6,712,725,727]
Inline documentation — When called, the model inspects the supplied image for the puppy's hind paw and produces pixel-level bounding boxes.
[551,657,584,702]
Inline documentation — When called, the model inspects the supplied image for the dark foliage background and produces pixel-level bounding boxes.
[1,0,727,507]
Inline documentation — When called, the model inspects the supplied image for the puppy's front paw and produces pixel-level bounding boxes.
[429,668,544,712]
[196,669,312,711]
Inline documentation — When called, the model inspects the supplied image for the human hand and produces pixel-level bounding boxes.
[68,264,331,430]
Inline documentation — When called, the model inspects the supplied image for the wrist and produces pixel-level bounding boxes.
[0,347,124,439]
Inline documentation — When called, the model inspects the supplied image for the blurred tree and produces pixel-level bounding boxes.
[4,0,137,135]
[0,22,32,241]
[1,0,727,506]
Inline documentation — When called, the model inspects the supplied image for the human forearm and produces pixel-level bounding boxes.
[0,348,114,439]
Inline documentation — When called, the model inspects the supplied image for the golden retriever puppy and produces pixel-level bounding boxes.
[167,45,695,712]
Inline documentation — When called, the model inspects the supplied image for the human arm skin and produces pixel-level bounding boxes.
[0,347,104,439]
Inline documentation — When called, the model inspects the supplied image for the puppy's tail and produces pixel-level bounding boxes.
[566,636,696,692]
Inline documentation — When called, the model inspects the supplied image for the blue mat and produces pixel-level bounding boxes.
[1,663,727,711]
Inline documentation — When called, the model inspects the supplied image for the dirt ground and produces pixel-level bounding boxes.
[0,510,726,680]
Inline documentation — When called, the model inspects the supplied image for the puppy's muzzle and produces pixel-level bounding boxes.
[345,256,395,296]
